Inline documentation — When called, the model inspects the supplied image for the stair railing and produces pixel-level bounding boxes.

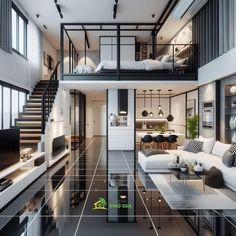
[42,62,60,134]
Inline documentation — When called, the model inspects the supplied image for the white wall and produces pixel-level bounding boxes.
[198,46,236,86]
[78,50,100,68]
[43,87,71,164]
[169,94,186,135]
[42,36,58,80]
[0,0,43,91]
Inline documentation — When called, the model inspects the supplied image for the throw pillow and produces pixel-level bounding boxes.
[211,141,231,157]
[140,149,168,157]
[183,140,203,154]
[161,55,171,63]
[205,167,224,188]
[222,150,235,167]
[230,144,236,154]
[198,135,215,154]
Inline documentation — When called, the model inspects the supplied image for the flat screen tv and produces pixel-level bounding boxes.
[0,129,20,171]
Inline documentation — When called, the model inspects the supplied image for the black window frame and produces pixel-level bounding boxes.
[0,80,29,130]
[12,2,28,59]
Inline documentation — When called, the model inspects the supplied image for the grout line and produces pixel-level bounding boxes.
[121,151,159,236]
[73,138,105,236]
[22,137,96,234]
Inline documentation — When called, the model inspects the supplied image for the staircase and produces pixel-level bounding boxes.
[13,63,60,146]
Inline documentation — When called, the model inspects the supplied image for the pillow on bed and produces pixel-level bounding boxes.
[155,55,164,61]
[161,55,171,63]
[74,65,94,74]
[143,59,163,71]
[176,57,188,66]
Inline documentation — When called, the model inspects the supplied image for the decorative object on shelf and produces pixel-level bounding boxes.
[109,113,117,126]
[20,148,33,162]
[149,89,154,118]
[230,86,236,94]
[157,89,164,118]
[186,114,198,139]
[193,161,203,175]
[232,132,236,143]
[141,90,148,117]
[166,89,174,122]
[229,116,235,129]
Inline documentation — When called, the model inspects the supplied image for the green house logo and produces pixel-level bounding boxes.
[93,198,108,210]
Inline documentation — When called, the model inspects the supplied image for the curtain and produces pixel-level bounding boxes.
[0,0,12,53]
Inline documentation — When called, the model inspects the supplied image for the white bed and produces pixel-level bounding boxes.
[74,57,188,74]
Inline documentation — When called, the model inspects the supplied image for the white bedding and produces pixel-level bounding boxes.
[95,59,183,72]
[74,58,187,74]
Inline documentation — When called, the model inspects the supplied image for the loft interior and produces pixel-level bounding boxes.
[0,0,236,235]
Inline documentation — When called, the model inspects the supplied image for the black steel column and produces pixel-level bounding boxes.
[117,24,120,80]
[60,24,64,78]
[152,31,156,59]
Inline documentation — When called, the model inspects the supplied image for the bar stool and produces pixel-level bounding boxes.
[140,135,153,150]
[153,135,165,150]
[166,135,178,150]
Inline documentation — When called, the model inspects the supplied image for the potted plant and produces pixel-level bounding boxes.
[186,115,199,139]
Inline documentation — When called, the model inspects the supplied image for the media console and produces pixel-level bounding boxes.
[0,152,46,210]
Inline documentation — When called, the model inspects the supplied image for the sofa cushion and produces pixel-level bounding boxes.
[183,140,203,154]
[140,149,168,157]
[211,141,231,157]
[222,150,235,167]
[230,144,236,154]
[198,135,215,154]
[205,167,224,188]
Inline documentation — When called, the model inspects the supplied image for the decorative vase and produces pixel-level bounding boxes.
[232,132,236,143]
[194,163,203,175]
[229,116,235,129]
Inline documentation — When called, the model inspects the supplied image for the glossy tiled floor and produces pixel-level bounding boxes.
[0,137,198,236]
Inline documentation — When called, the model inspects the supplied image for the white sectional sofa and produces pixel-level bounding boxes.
[138,138,236,192]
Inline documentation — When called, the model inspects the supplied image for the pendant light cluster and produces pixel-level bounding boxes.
[166,89,174,122]
[141,90,148,117]
[149,90,154,117]
[157,89,164,118]
[140,89,174,120]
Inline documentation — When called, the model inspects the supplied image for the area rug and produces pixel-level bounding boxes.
[149,173,236,210]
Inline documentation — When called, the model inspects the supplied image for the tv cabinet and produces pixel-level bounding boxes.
[0,152,46,209]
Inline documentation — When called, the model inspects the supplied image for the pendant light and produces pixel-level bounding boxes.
[166,89,174,122]
[149,89,154,117]
[158,89,164,118]
[141,90,148,117]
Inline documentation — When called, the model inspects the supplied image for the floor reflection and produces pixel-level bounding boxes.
[1,138,235,235]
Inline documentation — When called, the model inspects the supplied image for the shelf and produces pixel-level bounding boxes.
[0,152,45,180]
[226,94,236,97]
[225,106,236,109]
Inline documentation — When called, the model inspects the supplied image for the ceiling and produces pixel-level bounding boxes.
[60,80,198,99]
[20,0,171,49]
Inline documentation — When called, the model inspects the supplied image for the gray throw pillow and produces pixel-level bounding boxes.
[222,150,235,167]
[183,140,203,154]
[140,149,168,157]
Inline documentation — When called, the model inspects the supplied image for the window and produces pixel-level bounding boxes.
[12,3,28,58]
[0,82,28,130]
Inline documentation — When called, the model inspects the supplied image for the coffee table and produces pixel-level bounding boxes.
[169,168,206,195]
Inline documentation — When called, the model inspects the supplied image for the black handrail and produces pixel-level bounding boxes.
[42,62,60,134]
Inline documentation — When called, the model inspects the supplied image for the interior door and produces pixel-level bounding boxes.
[94,105,106,136]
